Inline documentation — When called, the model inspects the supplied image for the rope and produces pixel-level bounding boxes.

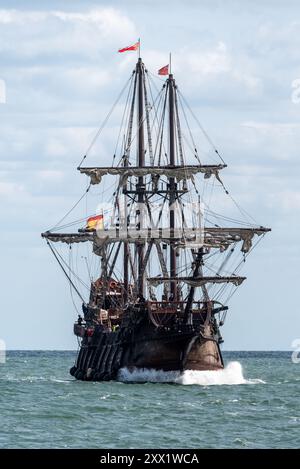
[143,73,154,166]
[59,246,90,290]
[156,85,168,167]
[47,241,86,303]
[123,70,138,165]
[69,246,82,315]
[146,73,168,165]
[124,80,164,158]
[50,183,91,231]
[79,74,133,165]
[224,188,259,226]
[177,92,201,164]
[178,90,226,165]
[113,72,135,165]
[213,234,266,305]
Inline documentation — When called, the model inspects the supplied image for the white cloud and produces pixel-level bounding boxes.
[267,190,300,211]
[240,121,300,161]
[0,7,135,34]
[37,170,64,182]
[242,121,300,134]
[257,21,300,58]
[0,181,25,196]
[44,126,105,160]
[0,9,47,24]
[145,42,261,97]
[183,41,231,75]
[62,67,111,92]
[0,8,137,59]
[53,8,135,39]
[45,138,68,158]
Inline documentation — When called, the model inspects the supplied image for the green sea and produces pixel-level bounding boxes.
[0,351,299,448]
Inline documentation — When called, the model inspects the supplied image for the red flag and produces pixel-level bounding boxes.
[158,65,169,76]
[118,41,139,53]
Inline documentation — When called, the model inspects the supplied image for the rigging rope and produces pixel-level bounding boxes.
[146,73,168,165]
[69,246,82,315]
[50,242,90,290]
[212,175,259,226]
[143,73,154,166]
[178,90,226,165]
[49,183,91,231]
[78,73,134,166]
[177,92,202,165]
[123,82,164,159]
[113,72,135,165]
[47,241,86,303]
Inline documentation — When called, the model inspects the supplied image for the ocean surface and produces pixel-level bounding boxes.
[0,351,299,449]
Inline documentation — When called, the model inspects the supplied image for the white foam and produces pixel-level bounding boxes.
[118,361,265,386]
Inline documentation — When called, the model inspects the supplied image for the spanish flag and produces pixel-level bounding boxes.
[86,214,104,231]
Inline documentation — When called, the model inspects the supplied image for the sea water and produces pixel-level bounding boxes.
[0,351,299,448]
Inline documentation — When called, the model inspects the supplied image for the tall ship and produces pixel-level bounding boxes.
[42,49,270,381]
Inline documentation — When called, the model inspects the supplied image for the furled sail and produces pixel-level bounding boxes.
[147,276,246,287]
[78,164,227,185]
[92,226,269,253]
[41,232,93,244]
[42,226,270,253]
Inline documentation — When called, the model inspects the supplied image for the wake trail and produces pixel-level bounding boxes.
[118,361,265,386]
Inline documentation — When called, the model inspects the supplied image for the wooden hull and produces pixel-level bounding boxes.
[70,326,223,381]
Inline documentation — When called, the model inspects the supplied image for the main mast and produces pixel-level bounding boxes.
[123,68,137,305]
[168,74,177,301]
[137,58,145,296]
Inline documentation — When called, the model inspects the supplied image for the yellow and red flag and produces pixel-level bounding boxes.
[118,41,139,53]
[158,65,169,76]
[86,214,104,231]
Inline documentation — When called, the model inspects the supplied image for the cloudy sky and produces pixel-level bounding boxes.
[0,0,299,350]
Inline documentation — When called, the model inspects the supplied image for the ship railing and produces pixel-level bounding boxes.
[148,301,207,314]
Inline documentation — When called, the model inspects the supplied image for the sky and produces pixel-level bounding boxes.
[0,0,299,350]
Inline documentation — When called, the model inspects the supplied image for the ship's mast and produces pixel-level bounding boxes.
[137,58,145,296]
[123,70,137,304]
[168,74,177,301]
